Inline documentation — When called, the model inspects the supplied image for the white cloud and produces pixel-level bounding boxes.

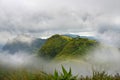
[0,0,120,45]
[0,31,16,45]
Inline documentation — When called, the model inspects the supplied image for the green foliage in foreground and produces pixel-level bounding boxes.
[0,66,120,80]
[51,66,77,80]
[80,71,120,80]
[0,68,50,80]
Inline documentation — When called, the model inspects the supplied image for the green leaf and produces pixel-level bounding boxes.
[54,70,58,77]
[68,67,72,76]
[62,66,67,76]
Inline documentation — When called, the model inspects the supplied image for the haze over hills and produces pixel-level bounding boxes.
[0,0,120,79]
[2,34,98,60]
[0,45,3,50]
[2,34,46,54]
[1,33,120,78]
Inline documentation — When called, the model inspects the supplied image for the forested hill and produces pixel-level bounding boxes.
[38,34,98,60]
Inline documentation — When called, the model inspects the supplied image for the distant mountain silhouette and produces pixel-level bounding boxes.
[2,35,46,54]
[63,34,97,40]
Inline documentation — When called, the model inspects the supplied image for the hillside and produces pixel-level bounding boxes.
[38,34,98,60]
[39,34,72,59]
[2,35,46,54]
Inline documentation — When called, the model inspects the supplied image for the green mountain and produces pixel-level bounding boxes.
[56,38,98,60]
[39,34,72,59]
[38,34,98,60]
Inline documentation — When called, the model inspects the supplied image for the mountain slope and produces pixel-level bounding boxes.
[38,34,98,60]
[56,38,98,60]
[2,35,46,54]
[39,34,72,59]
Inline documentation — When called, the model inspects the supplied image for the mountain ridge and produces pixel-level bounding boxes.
[2,35,46,54]
[38,34,98,60]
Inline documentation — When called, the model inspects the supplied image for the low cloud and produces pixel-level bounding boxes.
[0,0,120,45]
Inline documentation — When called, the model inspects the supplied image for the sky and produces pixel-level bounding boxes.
[0,0,120,45]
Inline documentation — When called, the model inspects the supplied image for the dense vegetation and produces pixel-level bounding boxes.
[0,66,120,80]
[39,34,98,60]
[39,34,72,59]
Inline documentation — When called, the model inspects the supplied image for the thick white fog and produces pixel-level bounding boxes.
[0,0,120,45]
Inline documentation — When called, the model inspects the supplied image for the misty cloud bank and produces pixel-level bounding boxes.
[0,0,120,45]
[0,43,120,76]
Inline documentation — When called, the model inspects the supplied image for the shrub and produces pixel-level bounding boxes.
[51,66,78,80]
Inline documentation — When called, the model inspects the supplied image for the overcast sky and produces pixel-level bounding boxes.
[0,0,120,45]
